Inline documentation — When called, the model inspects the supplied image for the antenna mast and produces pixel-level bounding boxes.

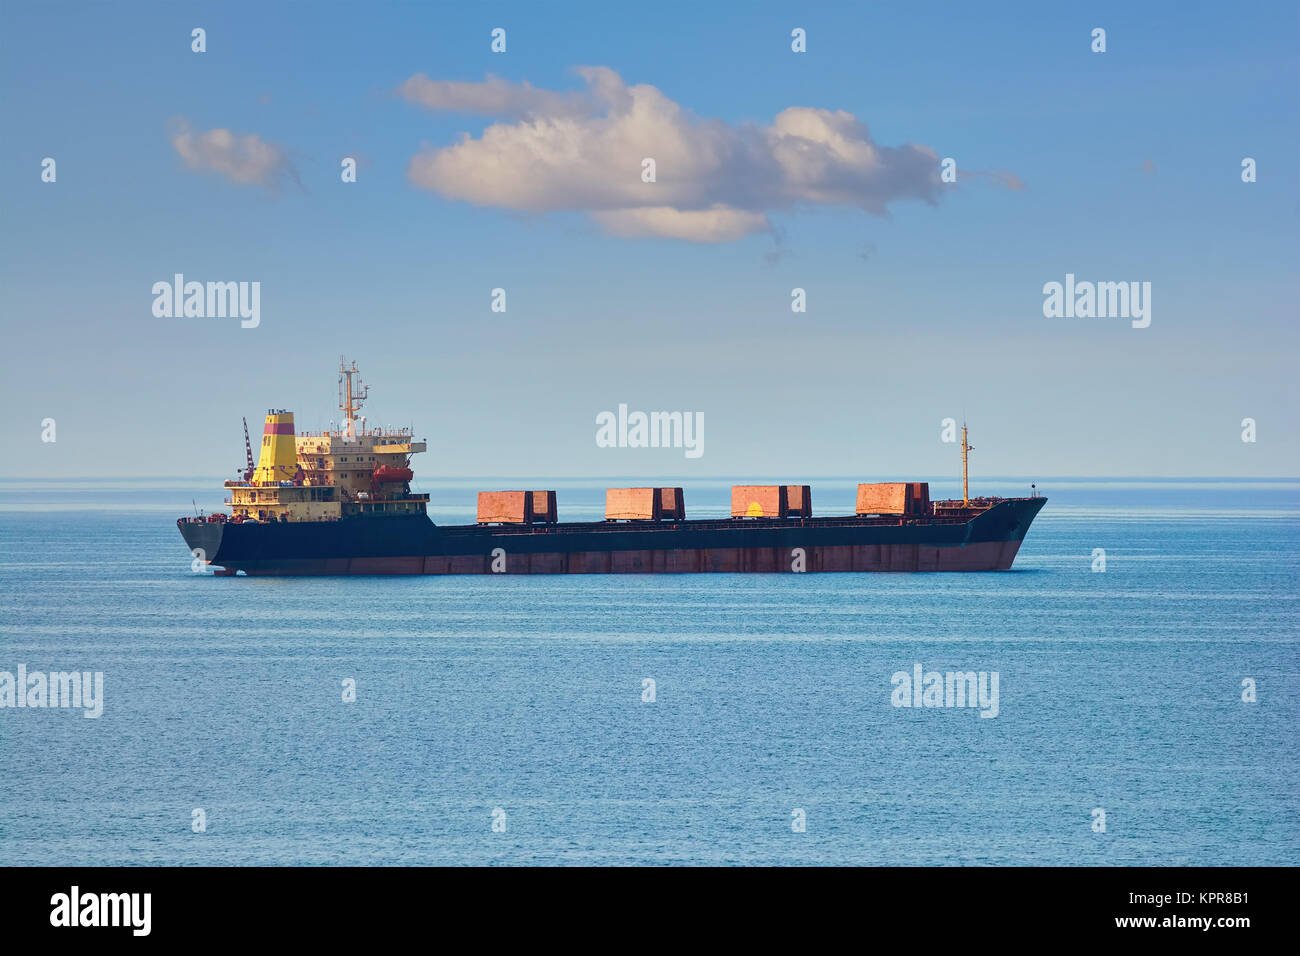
[338,357,369,437]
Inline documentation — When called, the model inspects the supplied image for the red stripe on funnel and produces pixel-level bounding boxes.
[263,423,295,435]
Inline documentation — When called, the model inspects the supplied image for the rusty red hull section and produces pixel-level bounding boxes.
[219,539,1024,575]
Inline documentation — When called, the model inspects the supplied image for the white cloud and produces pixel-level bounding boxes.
[170,121,298,192]
[969,168,1026,190]
[590,206,770,243]
[397,71,610,119]
[400,67,996,242]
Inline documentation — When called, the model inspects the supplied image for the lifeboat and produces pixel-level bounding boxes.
[372,465,414,483]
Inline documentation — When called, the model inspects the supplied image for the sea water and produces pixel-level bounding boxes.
[1,478,1296,865]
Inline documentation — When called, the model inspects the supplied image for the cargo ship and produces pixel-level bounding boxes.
[177,360,1046,575]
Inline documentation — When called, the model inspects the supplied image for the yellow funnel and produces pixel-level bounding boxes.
[252,410,298,483]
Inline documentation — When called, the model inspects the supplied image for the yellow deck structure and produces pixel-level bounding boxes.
[223,360,428,523]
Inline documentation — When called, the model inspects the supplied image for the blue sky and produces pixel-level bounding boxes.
[2,1,1296,479]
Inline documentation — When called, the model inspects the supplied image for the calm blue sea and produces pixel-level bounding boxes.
[1,477,1297,866]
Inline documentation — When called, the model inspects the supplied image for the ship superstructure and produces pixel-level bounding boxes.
[221,359,429,523]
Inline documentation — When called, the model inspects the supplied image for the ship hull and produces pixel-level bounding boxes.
[178,497,1046,575]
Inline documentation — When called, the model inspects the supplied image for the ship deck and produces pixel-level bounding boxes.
[437,499,1019,536]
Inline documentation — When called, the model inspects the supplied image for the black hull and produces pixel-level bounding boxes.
[178,497,1047,574]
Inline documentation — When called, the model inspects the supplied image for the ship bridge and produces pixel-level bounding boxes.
[371,440,427,455]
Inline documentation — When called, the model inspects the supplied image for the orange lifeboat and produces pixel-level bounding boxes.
[372,465,413,483]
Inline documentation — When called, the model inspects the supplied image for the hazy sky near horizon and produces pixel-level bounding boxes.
[1,1,1296,479]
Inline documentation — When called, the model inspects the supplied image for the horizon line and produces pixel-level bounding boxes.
[2,475,1298,483]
